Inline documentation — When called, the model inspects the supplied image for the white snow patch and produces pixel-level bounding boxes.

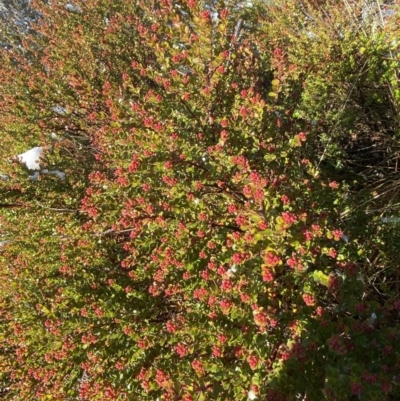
[17,147,65,180]
[50,132,61,141]
[65,3,82,13]
[43,169,66,180]
[18,147,43,170]
[369,312,377,325]
[211,11,219,24]
[30,169,66,181]
[52,106,67,115]
[227,265,237,277]
[341,234,349,243]
[381,216,400,224]
[29,172,40,181]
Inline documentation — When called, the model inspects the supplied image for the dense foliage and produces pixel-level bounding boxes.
[1,0,400,400]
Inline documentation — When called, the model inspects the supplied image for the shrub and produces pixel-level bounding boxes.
[0,1,399,400]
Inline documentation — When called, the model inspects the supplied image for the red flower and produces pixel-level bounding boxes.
[217,334,228,344]
[302,293,315,306]
[220,8,229,19]
[281,211,297,226]
[221,279,233,292]
[235,215,246,226]
[213,345,222,357]
[166,321,177,333]
[332,229,343,240]
[193,287,208,300]
[258,221,268,230]
[247,355,259,370]
[263,251,280,266]
[297,132,307,142]
[328,248,337,258]
[281,194,290,205]
[175,342,189,358]
[240,293,250,303]
[219,299,233,314]
[191,359,204,375]
[200,10,210,20]
[287,255,303,270]
[262,267,274,283]
[239,106,248,116]
[201,270,209,280]
[253,308,268,327]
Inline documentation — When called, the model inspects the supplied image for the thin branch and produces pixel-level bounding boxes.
[34,201,78,213]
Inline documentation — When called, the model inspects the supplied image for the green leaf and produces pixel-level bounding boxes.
[264,154,277,162]
[312,270,329,287]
